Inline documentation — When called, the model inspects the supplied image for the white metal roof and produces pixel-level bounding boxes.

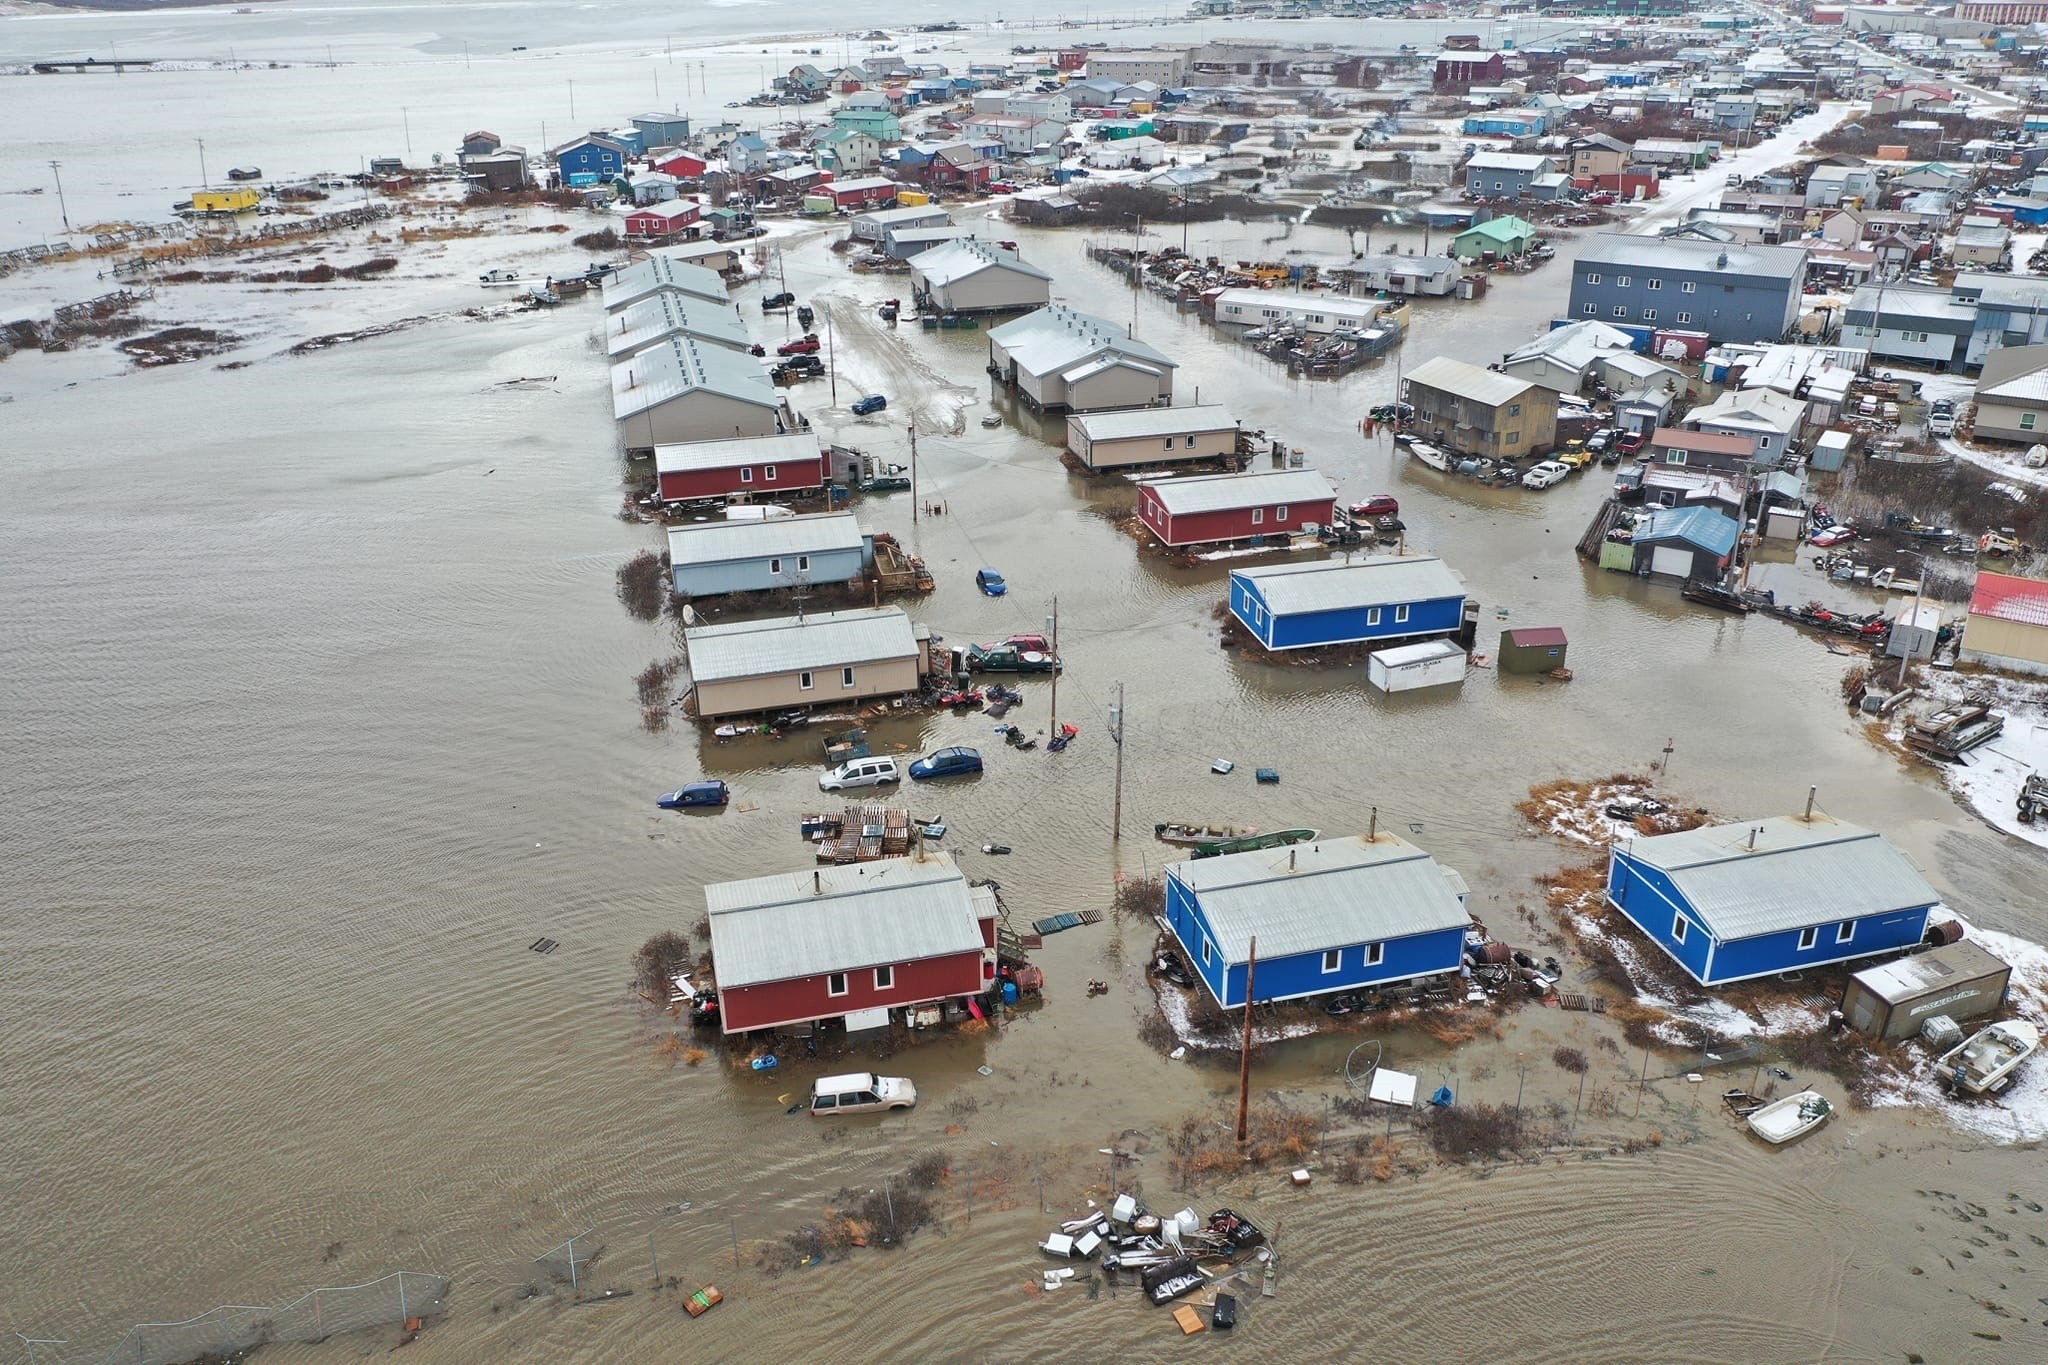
[602,255,732,311]
[1212,288,1383,319]
[1371,638,1467,668]
[606,293,752,358]
[987,304,1176,377]
[909,239,1053,289]
[1145,468,1332,516]
[1234,554,1465,615]
[667,512,867,568]
[684,606,918,684]
[706,853,988,987]
[1466,152,1553,172]
[1574,232,1807,280]
[1404,355,1542,408]
[1848,940,2007,1005]
[1621,815,1940,941]
[1505,319,1636,371]
[1069,404,1238,442]
[654,432,822,474]
[1686,386,1806,434]
[612,338,779,419]
[1168,835,1472,962]
[1976,344,2048,403]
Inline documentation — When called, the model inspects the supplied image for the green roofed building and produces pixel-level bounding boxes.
[1451,215,1537,262]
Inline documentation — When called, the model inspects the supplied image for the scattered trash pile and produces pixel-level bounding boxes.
[1037,1195,1272,1334]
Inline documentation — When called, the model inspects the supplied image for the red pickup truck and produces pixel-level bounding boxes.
[777,334,820,356]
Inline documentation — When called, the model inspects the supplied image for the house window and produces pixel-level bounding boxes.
[1164,437,1175,450]
[1642,309,1658,322]
[1322,949,1341,974]
[827,971,848,996]
[2024,413,2039,430]
[797,555,810,572]
[1682,281,1697,293]
[1251,508,1264,525]
[1798,926,1818,951]
[1586,272,1602,285]
[1836,921,1855,945]
[1508,403,1521,418]
[1365,943,1384,967]
[1395,604,1410,624]
[770,558,783,574]
[1672,913,1689,945]
[1668,449,1688,464]
[800,671,815,690]
[1676,312,1692,324]
[1185,434,1197,448]
[874,964,894,990]
[1367,607,1382,626]
[740,467,754,483]
[1506,432,1520,445]
[764,465,778,483]
[1276,505,1289,520]
[1582,304,1597,316]
[1254,604,1265,627]
[842,666,856,688]
[1616,275,1631,287]
[1201,939,1213,967]
[1613,306,1627,319]
[1647,278,1663,290]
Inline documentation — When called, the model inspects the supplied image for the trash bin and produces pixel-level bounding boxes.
[1002,981,1019,1005]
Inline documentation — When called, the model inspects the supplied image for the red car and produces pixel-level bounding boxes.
[1349,494,1399,518]
[990,181,1021,194]
[1616,431,1646,455]
[777,334,820,355]
[999,633,1052,654]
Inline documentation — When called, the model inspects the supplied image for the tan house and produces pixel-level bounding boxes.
[612,337,785,452]
[1961,571,2048,676]
[1569,135,1631,179]
[1066,404,1240,471]
[987,304,1177,413]
[684,607,928,719]
[1401,356,1558,458]
[1971,344,2048,445]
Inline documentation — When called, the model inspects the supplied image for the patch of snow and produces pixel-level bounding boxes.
[1936,432,2048,490]
[1150,979,1317,1050]
[1900,671,2048,852]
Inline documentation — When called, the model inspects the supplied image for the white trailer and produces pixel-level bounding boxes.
[1366,638,1467,693]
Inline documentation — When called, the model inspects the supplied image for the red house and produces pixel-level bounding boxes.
[651,150,707,179]
[1057,48,1089,72]
[1136,468,1336,548]
[824,176,901,210]
[707,853,999,1035]
[624,200,701,239]
[654,432,828,502]
[1433,50,1505,92]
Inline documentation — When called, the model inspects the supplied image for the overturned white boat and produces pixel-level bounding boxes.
[1935,1019,2040,1096]
[1746,1089,1833,1144]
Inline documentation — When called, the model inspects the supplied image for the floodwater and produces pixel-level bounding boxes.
[3,5,2046,1362]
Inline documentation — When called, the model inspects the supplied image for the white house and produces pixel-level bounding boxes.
[1212,289,1389,335]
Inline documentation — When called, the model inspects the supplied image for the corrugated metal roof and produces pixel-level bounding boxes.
[607,293,752,358]
[987,304,1176,377]
[1969,570,2048,627]
[602,255,731,311]
[1975,344,2048,403]
[1404,355,1542,409]
[1849,940,2009,1006]
[1634,505,1739,557]
[653,431,821,474]
[1168,835,1471,962]
[1503,626,1567,648]
[1069,404,1237,442]
[707,853,987,987]
[666,512,867,567]
[1234,554,1465,615]
[1145,468,1333,516]
[612,338,779,418]
[1623,815,1940,941]
[1574,232,1807,281]
[909,239,1053,288]
[1505,320,1635,371]
[685,606,918,683]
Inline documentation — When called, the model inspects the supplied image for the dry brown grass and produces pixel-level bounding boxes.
[683,1047,708,1067]
[1416,1010,1501,1047]
[1169,1102,1321,1183]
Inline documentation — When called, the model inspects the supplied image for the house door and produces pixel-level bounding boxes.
[1650,545,1694,578]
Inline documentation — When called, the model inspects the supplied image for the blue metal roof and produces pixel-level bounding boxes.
[1635,505,1738,557]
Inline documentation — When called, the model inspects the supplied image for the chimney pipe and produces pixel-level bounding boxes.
[1289,847,1296,872]
[1368,806,1378,841]
[1749,826,1759,850]
[1804,785,1817,822]
[813,868,822,894]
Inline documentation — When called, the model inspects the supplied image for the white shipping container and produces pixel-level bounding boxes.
[1366,638,1467,693]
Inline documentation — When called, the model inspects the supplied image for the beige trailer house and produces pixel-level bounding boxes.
[908,240,1053,315]
[612,338,784,452]
[987,304,1176,413]
[684,607,926,719]
[605,292,755,361]
[1066,404,1239,471]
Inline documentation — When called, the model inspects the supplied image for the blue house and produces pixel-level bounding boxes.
[554,134,632,187]
[632,111,693,148]
[1230,555,1466,652]
[1165,835,1472,1008]
[1463,109,1554,138]
[1606,815,1939,987]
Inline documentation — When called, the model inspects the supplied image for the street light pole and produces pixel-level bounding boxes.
[48,160,69,232]
[197,137,208,188]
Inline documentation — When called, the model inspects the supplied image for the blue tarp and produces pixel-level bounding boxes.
[1636,505,1739,557]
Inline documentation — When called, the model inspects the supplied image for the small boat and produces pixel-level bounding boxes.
[1681,580,1752,614]
[1192,828,1319,859]
[1935,1019,2040,1095]
[1155,821,1253,846]
[1408,441,1451,472]
[1746,1089,1833,1144]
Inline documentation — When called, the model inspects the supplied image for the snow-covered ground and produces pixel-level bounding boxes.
[1625,101,1858,238]
[1898,669,2048,852]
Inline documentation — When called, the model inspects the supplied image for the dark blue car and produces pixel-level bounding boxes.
[657,780,730,809]
[908,747,984,781]
[975,566,1007,596]
[851,393,888,416]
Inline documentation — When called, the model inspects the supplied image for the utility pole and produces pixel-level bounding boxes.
[197,137,208,188]
[1235,937,1259,1144]
[1110,683,1125,841]
[402,107,412,164]
[908,420,920,531]
[1048,596,1060,733]
[569,78,576,122]
[826,307,838,405]
[48,161,69,232]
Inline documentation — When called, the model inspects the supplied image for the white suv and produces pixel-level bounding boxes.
[1522,461,1573,489]
[819,756,901,791]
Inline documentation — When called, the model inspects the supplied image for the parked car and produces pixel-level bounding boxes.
[1616,431,1646,455]
[656,779,729,809]
[1555,445,1594,469]
[967,644,1059,673]
[1349,494,1399,518]
[810,1072,917,1116]
[975,566,1007,596]
[1810,524,1858,547]
[1522,461,1573,489]
[851,393,888,416]
[999,633,1051,654]
[761,291,796,311]
[819,755,901,791]
[909,746,984,780]
[773,354,824,377]
[777,334,821,355]
[1586,429,1616,454]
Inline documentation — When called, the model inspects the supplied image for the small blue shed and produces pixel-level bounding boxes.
[554,134,630,187]
[1165,835,1473,1009]
[1606,814,1939,987]
[1230,555,1466,652]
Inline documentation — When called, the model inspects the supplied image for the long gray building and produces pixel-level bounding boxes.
[665,512,874,598]
[1566,235,1807,344]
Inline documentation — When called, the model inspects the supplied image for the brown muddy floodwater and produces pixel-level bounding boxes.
[4,208,2045,1363]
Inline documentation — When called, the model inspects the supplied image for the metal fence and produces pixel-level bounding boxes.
[94,1270,447,1365]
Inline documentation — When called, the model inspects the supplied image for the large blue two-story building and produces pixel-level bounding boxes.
[1230,555,1467,652]
[1171,826,1474,1010]
[1605,814,1940,987]
[1165,835,1474,1008]
[1567,234,1807,345]
[553,134,633,187]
